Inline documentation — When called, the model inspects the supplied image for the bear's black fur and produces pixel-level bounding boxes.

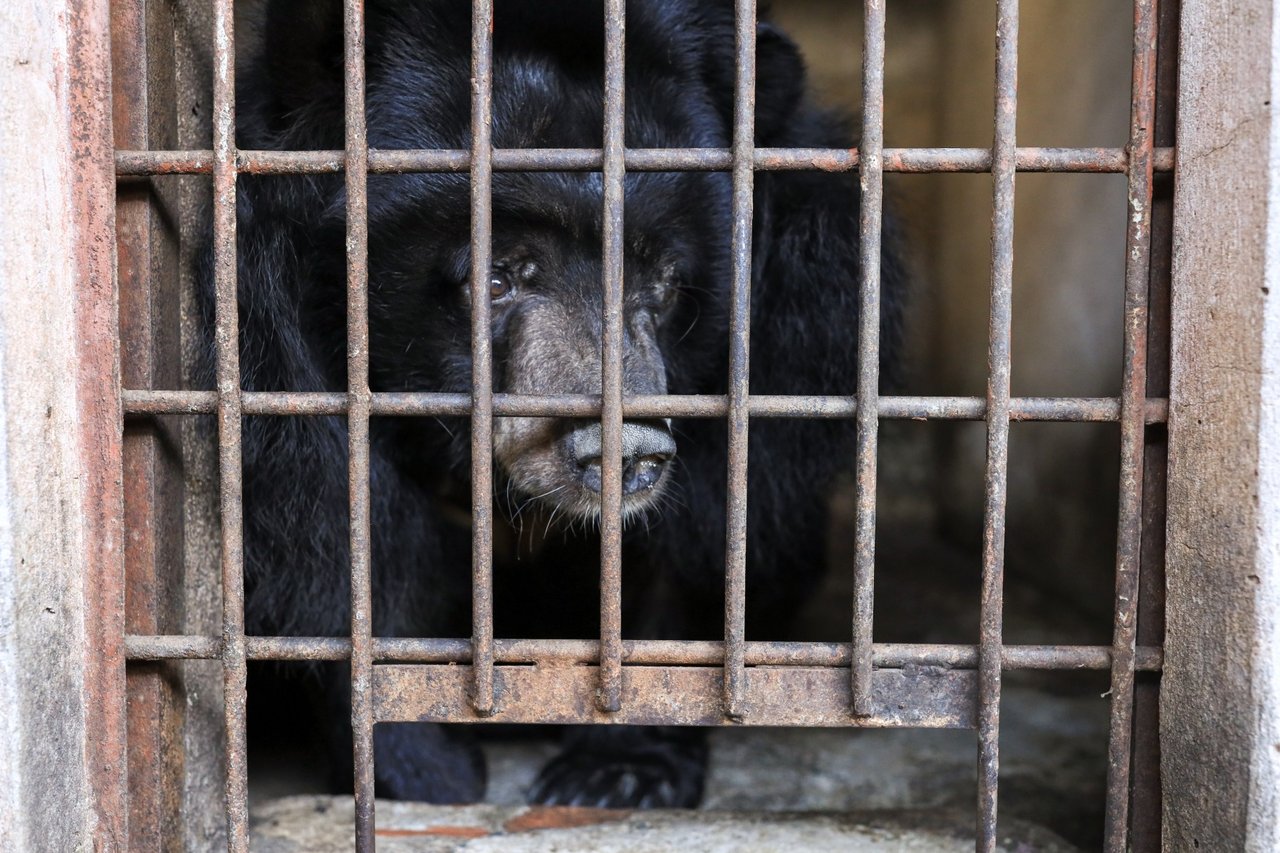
[210,0,905,807]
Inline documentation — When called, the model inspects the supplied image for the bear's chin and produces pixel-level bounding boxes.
[501,472,672,532]
[493,424,676,531]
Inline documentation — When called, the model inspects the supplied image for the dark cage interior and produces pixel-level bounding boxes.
[113,0,1174,850]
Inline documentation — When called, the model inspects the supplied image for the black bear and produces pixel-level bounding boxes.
[212,0,905,807]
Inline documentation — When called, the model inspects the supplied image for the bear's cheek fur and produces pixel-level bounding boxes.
[492,415,576,507]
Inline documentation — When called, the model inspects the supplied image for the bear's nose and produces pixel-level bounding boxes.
[569,420,676,496]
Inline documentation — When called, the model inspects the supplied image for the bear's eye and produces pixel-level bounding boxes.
[489,271,515,302]
[653,272,680,316]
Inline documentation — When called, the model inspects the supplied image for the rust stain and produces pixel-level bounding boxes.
[70,0,128,848]
[503,806,630,833]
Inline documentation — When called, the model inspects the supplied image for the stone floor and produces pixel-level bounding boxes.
[251,799,1078,852]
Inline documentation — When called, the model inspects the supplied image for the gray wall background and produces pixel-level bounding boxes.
[775,0,1132,625]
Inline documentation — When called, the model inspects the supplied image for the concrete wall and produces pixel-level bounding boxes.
[1162,0,1280,846]
[774,0,1132,625]
[1256,17,1280,833]
[0,0,125,849]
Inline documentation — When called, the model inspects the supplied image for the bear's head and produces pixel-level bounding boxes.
[242,0,807,524]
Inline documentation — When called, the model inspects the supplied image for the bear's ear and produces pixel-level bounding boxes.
[703,19,808,145]
[253,0,345,125]
[752,21,808,143]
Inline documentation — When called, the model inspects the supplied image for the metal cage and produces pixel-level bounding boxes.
[106,0,1174,850]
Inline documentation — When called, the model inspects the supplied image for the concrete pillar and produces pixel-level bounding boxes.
[1163,0,1280,846]
[0,0,126,849]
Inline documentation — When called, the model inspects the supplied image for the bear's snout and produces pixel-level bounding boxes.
[566,420,676,496]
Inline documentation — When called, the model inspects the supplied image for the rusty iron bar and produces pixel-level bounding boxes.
[114,145,1177,176]
[209,0,248,848]
[1102,0,1158,849]
[469,0,497,719]
[376,664,978,728]
[341,1,376,848]
[1129,0,1177,845]
[851,0,886,718]
[722,0,756,722]
[122,389,1170,423]
[123,634,1164,671]
[111,0,186,844]
[977,0,1020,848]
[70,0,130,844]
[597,0,627,715]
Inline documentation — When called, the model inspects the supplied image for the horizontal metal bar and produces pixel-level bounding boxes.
[121,389,1170,423]
[123,635,1163,671]
[375,664,977,727]
[114,146,1177,176]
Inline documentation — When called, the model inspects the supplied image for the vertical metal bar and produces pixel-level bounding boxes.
[210,0,248,848]
[342,0,376,849]
[65,0,129,846]
[1102,0,1158,848]
[850,0,886,718]
[976,0,1019,848]
[722,0,756,721]
[469,0,497,717]
[1129,1,1177,847]
[598,0,627,713]
[170,7,229,842]
[112,0,186,844]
